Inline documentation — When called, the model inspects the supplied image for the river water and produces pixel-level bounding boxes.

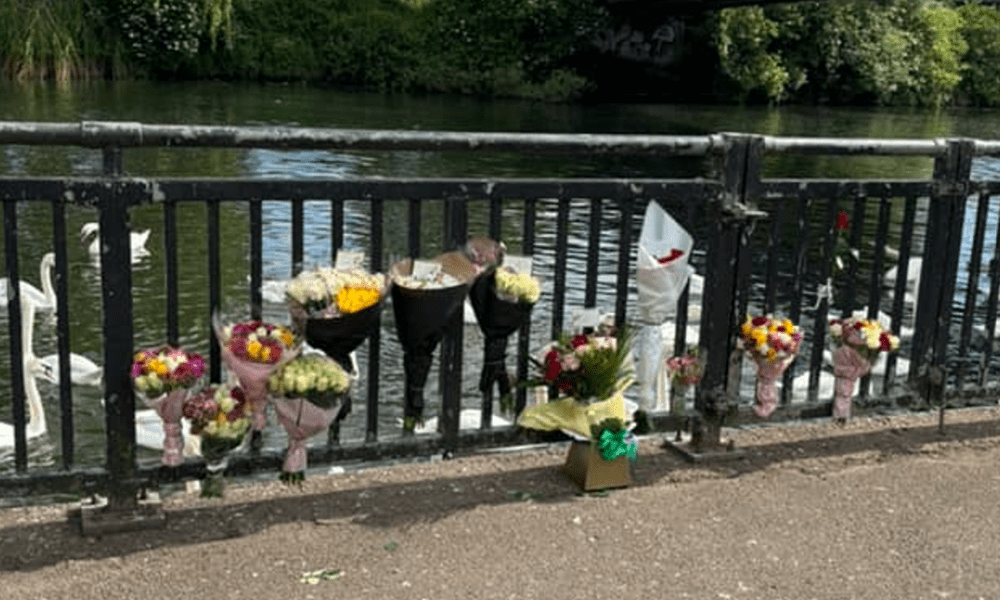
[2,80,999,470]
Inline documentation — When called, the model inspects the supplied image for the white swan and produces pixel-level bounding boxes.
[0,355,47,448]
[0,301,48,448]
[80,222,151,263]
[0,252,56,313]
[34,352,103,387]
[134,409,201,457]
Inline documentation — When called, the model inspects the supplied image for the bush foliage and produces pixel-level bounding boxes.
[1,0,999,105]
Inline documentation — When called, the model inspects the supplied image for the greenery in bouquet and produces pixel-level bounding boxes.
[494,268,541,304]
[268,353,352,409]
[182,385,252,441]
[528,327,633,403]
[829,316,900,363]
[131,345,206,395]
[219,320,297,364]
[666,345,703,386]
[285,268,385,319]
[739,315,803,363]
[590,417,638,461]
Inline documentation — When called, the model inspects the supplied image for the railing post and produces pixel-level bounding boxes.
[909,139,973,423]
[689,134,764,454]
[80,148,164,534]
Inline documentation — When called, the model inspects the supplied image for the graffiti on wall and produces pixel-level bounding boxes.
[593,20,684,66]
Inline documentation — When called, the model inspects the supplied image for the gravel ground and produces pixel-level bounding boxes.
[2,407,1000,599]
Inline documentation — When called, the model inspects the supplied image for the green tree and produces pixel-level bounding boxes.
[957,3,1000,106]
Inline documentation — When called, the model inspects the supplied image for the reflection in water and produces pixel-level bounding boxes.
[2,82,1000,471]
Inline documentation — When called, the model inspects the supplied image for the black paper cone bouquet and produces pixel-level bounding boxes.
[285,267,390,373]
[390,251,476,430]
[467,259,540,401]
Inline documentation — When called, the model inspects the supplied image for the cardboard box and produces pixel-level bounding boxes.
[563,440,632,491]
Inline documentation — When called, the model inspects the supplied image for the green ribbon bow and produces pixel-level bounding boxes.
[598,429,637,461]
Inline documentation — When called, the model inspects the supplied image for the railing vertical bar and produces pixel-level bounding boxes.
[956,192,989,392]
[614,195,633,328]
[330,198,344,261]
[408,199,421,259]
[842,196,866,318]
[673,201,693,357]
[366,198,384,444]
[163,199,179,345]
[3,200,28,471]
[291,198,304,276]
[764,205,780,315]
[515,198,537,416]
[586,197,601,308]
[51,200,75,468]
[979,195,1000,388]
[552,197,570,338]
[783,197,810,405]
[809,197,838,403]
[886,196,916,394]
[208,200,221,383]
[489,196,502,242]
[249,199,263,320]
[440,198,468,448]
[326,196,346,448]
[859,196,892,399]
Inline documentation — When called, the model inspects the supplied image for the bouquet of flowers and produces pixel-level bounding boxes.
[182,384,253,497]
[214,313,301,433]
[828,316,900,420]
[286,268,388,371]
[390,252,476,430]
[634,202,695,410]
[462,235,506,273]
[493,268,541,304]
[468,261,541,410]
[268,353,353,483]
[518,327,636,441]
[131,345,206,466]
[533,330,633,403]
[665,345,703,416]
[739,315,803,418]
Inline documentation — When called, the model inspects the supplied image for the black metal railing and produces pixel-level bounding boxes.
[1,122,999,513]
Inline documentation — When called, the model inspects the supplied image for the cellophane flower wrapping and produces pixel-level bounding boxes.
[131,344,206,466]
[468,264,539,401]
[268,353,352,482]
[214,313,300,431]
[739,315,803,418]
[183,384,252,497]
[518,328,636,440]
[286,268,388,372]
[634,203,695,410]
[390,252,475,426]
[828,317,899,419]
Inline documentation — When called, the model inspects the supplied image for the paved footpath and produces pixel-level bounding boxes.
[2,409,1000,600]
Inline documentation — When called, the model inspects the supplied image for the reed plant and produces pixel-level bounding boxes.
[0,0,102,81]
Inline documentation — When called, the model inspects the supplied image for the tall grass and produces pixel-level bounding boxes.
[0,0,101,81]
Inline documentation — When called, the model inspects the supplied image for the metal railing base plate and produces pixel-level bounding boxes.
[662,432,746,463]
[74,492,166,537]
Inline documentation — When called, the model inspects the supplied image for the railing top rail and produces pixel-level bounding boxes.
[0,121,713,156]
[2,121,997,158]
[765,136,1000,157]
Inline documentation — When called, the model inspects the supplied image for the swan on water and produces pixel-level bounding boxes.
[0,252,56,313]
[0,301,49,448]
[80,222,151,262]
